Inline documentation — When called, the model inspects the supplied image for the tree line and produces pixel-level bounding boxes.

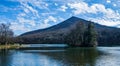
[17,22,98,47]
[0,22,98,47]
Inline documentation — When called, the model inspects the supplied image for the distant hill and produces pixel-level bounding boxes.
[19,16,120,46]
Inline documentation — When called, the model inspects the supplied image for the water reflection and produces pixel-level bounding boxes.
[0,47,120,66]
[40,48,100,66]
[0,50,11,66]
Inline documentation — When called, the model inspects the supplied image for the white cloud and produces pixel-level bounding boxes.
[18,13,26,17]
[11,0,49,18]
[8,16,38,35]
[58,17,64,22]
[1,0,52,35]
[68,2,111,15]
[17,17,36,26]
[113,4,117,7]
[107,0,111,3]
[55,3,58,6]
[10,22,30,31]
[15,0,48,9]
[20,2,40,18]
[38,23,50,29]
[68,2,120,27]
[23,8,29,14]
[29,0,48,9]
[68,2,88,15]
[90,18,120,27]
[44,16,57,24]
[41,12,56,16]
[58,5,68,12]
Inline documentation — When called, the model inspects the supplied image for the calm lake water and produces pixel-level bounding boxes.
[0,44,120,66]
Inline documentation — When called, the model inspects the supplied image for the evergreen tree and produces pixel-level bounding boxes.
[83,22,97,47]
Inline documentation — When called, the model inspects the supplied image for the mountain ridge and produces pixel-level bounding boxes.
[19,16,120,46]
[21,16,88,36]
[21,16,119,36]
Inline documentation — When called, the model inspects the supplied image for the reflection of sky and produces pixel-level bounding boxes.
[96,54,120,66]
[96,47,120,66]
[10,51,63,66]
[0,0,120,35]
[29,44,68,47]
[1,47,120,66]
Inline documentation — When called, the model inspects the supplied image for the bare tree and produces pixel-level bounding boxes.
[0,23,14,45]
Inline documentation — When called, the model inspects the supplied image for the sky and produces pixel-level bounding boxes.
[0,0,120,35]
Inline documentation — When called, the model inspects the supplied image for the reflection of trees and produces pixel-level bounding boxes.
[64,48,99,66]
[0,50,10,66]
[41,48,100,66]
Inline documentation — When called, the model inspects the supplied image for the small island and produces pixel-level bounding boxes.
[65,22,97,47]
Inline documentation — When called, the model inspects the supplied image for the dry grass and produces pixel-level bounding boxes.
[0,44,22,49]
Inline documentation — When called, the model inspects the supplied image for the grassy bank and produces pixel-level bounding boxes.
[0,44,22,49]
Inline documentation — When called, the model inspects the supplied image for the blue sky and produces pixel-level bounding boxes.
[0,0,120,35]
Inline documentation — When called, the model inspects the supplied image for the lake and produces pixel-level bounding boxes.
[0,44,120,66]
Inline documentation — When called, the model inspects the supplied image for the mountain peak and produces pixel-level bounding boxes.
[20,16,88,36]
[70,16,78,18]
[69,16,81,20]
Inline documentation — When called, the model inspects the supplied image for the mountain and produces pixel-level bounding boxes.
[21,16,86,36]
[19,16,120,46]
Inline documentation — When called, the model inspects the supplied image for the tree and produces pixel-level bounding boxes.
[83,22,97,47]
[0,23,14,45]
[65,22,85,46]
[65,22,98,47]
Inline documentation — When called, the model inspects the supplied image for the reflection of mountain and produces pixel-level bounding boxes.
[40,48,100,66]
[19,16,120,46]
